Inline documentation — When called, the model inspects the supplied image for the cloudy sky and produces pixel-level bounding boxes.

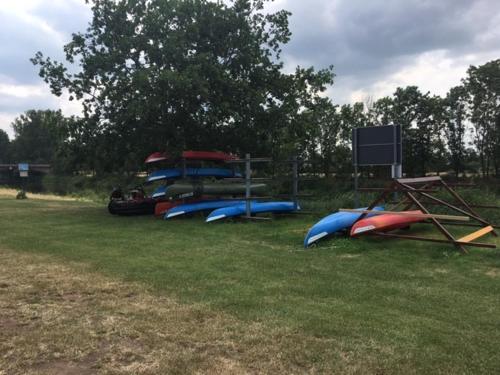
[1,0,500,138]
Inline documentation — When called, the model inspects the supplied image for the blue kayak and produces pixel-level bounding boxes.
[147,168,240,183]
[152,185,167,198]
[304,206,384,247]
[164,199,249,219]
[206,201,299,222]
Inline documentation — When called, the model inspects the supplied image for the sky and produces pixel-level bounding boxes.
[1,0,500,139]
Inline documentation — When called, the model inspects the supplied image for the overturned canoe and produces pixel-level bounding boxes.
[304,206,384,247]
[350,210,425,236]
[206,201,299,222]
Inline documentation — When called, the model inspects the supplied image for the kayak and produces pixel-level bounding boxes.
[154,181,267,199]
[154,201,180,216]
[152,185,168,199]
[164,199,249,219]
[206,201,299,222]
[145,151,169,164]
[350,210,425,236]
[304,206,385,247]
[182,150,239,161]
[146,168,240,183]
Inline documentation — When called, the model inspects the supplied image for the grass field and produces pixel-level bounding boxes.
[1,189,499,374]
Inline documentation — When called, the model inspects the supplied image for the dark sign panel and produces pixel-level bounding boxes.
[352,125,402,166]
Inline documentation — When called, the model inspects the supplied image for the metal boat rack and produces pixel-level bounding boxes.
[224,153,304,220]
[353,176,498,253]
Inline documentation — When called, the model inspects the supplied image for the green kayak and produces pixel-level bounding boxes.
[157,181,267,199]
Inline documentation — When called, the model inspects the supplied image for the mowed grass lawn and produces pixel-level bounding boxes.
[1,192,500,373]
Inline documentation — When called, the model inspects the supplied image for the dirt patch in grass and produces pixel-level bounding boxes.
[0,248,377,374]
[485,268,500,278]
[0,188,85,202]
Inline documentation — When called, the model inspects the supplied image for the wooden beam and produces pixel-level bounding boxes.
[458,226,494,243]
[396,176,442,184]
[398,182,493,227]
[339,209,470,222]
[369,232,496,249]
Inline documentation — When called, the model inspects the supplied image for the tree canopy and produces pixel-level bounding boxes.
[20,0,500,178]
[32,0,334,173]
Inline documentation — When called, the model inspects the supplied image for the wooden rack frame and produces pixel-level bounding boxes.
[353,176,497,253]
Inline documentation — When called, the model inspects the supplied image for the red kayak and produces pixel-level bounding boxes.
[182,150,239,161]
[350,210,425,236]
[145,151,169,164]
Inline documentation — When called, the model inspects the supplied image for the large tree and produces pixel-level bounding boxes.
[444,85,469,177]
[32,0,334,172]
[464,59,500,177]
[9,110,69,167]
[0,129,10,163]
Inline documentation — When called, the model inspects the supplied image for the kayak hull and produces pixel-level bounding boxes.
[182,151,238,161]
[350,210,425,236]
[164,200,248,219]
[145,151,169,164]
[153,182,267,199]
[206,201,299,222]
[304,207,384,247]
[147,168,240,183]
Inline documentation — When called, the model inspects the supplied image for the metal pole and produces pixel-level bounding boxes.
[245,153,251,218]
[292,156,298,209]
[182,157,187,179]
[354,165,359,207]
[353,128,359,207]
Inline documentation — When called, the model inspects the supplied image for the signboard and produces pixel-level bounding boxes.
[352,125,402,166]
[18,163,29,178]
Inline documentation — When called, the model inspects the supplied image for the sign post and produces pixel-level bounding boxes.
[352,125,402,206]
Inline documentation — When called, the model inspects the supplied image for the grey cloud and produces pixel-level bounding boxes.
[280,0,500,99]
[0,1,90,86]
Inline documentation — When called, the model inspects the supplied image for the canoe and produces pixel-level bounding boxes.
[164,199,249,219]
[304,206,384,247]
[206,201,299,222]
[145,151,169,164]
[182,150,239,161]
[350,210,425,236]
[146,168,240,183]
[155,181,267,199]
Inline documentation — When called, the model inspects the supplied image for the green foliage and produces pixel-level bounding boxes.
[32,0,334,173]
[444,85,469,177]
[9,110,70,170]
[0,129,10,163]
[464,59,500,177]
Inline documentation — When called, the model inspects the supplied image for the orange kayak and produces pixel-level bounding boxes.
[350,210,425,236]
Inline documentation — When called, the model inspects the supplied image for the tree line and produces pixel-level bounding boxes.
[0,0,498,178]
